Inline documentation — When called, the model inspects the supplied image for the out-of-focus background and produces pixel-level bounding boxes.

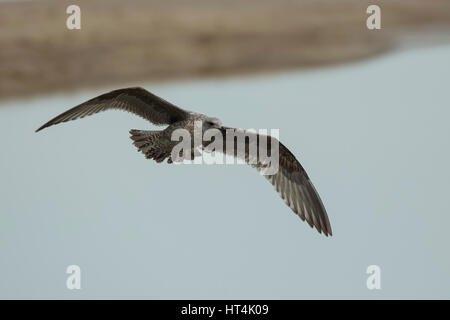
[1,0,450,299]
[1,0,450,99]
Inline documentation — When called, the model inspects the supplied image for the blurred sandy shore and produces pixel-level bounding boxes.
[1,0,450,100]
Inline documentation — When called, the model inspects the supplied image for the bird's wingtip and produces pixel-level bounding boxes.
[35,122,51,132]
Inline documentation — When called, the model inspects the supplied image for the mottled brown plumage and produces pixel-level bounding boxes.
[36,87,332,236]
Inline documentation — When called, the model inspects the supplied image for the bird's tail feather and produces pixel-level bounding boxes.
[129,129,169,163]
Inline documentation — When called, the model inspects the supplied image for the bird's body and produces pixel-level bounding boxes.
[131,112,221,163]
[36,87,332,236]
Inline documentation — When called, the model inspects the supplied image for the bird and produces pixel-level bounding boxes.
[36,87,332,236]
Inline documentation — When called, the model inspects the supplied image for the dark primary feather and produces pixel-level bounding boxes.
[210,127,332,236]
[35,87,190,132]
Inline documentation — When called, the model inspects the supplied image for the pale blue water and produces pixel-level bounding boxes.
[1,45,450,299]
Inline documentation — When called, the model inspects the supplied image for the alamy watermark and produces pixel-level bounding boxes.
[170,121,280,175]
[366,5,381,30]
[66,5,81,30]
[366,265,381,290]
[66,265,81,290]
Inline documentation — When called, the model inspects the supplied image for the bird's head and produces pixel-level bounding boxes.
[203,117,222,130]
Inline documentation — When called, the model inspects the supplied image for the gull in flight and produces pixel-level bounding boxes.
[36,87,332,236]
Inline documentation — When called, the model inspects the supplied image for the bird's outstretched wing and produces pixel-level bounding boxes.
[36,87,190,132]
[207,127,332,236]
